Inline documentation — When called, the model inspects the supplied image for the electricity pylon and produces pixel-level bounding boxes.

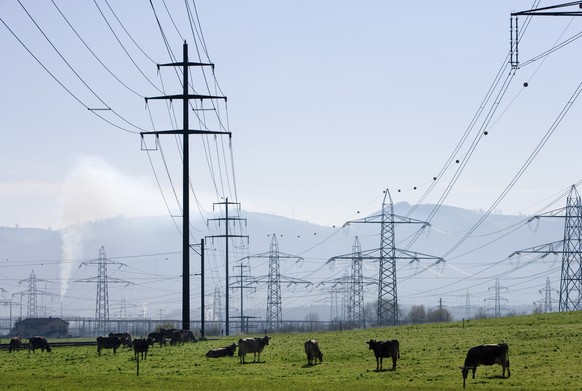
[535,277,559,313]
[509,185,582,311]
[245,234,311,332]
[141,41,230,331]
[16,270,55,318]
[485,279,508,318]
[341,189,444,326]
[207,198,248,336]
[76,246,131,336]
[322,237,375,327]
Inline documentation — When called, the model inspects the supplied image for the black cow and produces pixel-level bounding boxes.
[304,340,323,365]
[460,343,510,388]
[109,332,132,347]
[96,336,122,356]
[205,343,236,358]
[147,332,164,347]
[170,330,189,346]
[28,336,51,353]
[133,338,149,360]
[9,337,22,353]
[366,339,399,371]
[238,336,271,364]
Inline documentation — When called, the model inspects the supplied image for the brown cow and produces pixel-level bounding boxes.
[96,336,122,356]
[9,337,22,353]
[304,340,323,365]
[460,343,510,388]
[28,336,51,353]
[366,339,399,371]
[206,343,236,358]
[238,336,271,364]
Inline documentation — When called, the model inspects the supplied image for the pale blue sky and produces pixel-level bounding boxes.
[1,0,581,230]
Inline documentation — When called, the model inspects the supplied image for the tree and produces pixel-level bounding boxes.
[407,305,426,324]
[427,307,453,323]
[304,312,320,332]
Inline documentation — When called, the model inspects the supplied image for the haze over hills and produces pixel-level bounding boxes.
[0,202,565,322]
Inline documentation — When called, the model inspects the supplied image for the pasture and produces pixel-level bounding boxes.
[1,311,581,390]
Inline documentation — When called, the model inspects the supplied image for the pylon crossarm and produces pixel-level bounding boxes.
[527,207,568,223]
[512,1,582,16]
[326,248,381,264]
[395,248,446,264]
[509,240,564,257]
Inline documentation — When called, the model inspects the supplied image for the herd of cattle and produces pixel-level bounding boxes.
[5,332,510,387]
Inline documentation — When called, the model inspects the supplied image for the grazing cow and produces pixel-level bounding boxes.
[133,338,149,360]
[304,340,323,365]
[109,332,132,347]
[238,336,271,364]
[205,343,236,358]
[96,336,122,356]
[28,336,51,353]
[366,339,400,371]
[170,329,190,346]
[185,330,197,342]
[460,343,510,388]
[147,332,165,347]
[9,337,22,353]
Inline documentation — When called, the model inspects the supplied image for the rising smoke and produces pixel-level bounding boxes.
[58,155,167,299]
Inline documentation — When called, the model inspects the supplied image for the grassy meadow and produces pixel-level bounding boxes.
[1,311,582,390]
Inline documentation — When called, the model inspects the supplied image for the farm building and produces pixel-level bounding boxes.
[13,317,69,338]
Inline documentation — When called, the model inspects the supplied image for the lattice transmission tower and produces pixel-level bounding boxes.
[509,185,582,312]
[246,234,311,332]
[76,246,131,336]
[341,189,444,326]
[485,279,508,318]
[536,277,559,313]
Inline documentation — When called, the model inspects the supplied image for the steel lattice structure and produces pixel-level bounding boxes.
[509,185,582,312]
[340,189,444,326]
[76,246,130,336]
[350,237,364,323]
[485,279,508,318]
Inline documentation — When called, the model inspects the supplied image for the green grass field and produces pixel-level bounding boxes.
[2,311,581,390]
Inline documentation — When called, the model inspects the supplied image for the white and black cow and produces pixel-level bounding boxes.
[96,336,122,356]
[366,339,399,371]
[205,343,236,358]
[304,340,323,365]
[460,343,510,388]
[238,336,271,364]
[28,336,51,353]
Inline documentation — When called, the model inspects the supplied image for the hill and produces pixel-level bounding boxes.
[0,203,565,321]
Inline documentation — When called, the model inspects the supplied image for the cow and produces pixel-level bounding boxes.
[304,340,323,365]
[205,343,236,358]
[366,339,399,371]
[147,332,165,347]
[9,337,22,353]
[133,338,149,360]
[28,336,51,353]
[460,343,510,388]
[109,332,132,347]
[238,336,271,364]
[184,330,197,342]
[170,329,189,346]
[96,336,122,356]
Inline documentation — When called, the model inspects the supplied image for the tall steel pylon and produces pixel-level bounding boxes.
[76,246,131,336]
[485,279,508,318]
[509,185,582,312]
[245,234,311,332]
[341,189,444,326]
[537,277,558,313]
[350,237,364,324]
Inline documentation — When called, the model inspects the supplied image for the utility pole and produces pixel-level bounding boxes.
[141,41,230,331]
[207,199,248,336]
[231,261,254,333]
[509,185,582,311]
[340,189,444,326]
[76,246,131,336]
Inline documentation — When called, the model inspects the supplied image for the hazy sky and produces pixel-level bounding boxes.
[1,0,581,231]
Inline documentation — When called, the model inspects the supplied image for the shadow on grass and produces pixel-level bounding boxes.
[374,368,396,373]
[240,361,266,365]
